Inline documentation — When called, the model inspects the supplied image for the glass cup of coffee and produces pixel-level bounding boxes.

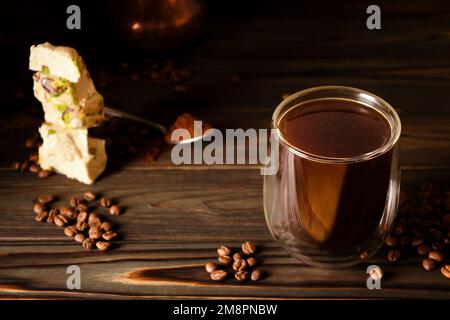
[264,86,401,267]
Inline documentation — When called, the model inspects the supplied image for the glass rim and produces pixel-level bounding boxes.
[272,86,402,164]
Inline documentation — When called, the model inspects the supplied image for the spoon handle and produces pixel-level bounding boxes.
[104,106,167,134]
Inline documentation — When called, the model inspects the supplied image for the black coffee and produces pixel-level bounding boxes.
[275,98,393,250]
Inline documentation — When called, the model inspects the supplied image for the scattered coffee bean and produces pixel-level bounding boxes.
[422,258,437,271]
[174,84,187,93]
[109,205,121,216]
[228,74,240,84]
[33,203,45,214]
[210,270,227,281]
[60,207,77,220]
[38,169,52,178]
[399,235,411,246]
[77,211,88,223]
[394,224,407,236]
[82,238,95,250]
[100,221,113,232]
[102,231,118,241]
[47,208,58,223]
[217,245,232,256]
[29,154,39,162]
[20,160,29,172]
[247,257,257,267]
[64,226,77,237]
[89,226,103,240]
[411,238,424,247]
[242,241,256,255]
[25,137,37,148]
[428,251,444,262]
[432,242,444,252]
[281,93,290,100]
[251,269,262,281]
[99,197,112,208]
[29,164,40,173]
[218,255,232,265]
[54,214,69,227]
[385,235,398,247]
[76,220,89,232]
[232,252,242,261]
[232,259,247,271]
[88,213,101,227]
[74,233,86,244]
[37,194,54,204]
[235,270,248,281]
[35,211,48,222]
[96,241,111,251]
[417,244,431,256]
[387,249,401,262]
[69,197,81,208]
[83,191,97,201]
[11,161,20,171]
[75,204,88,212]
[205,262,217,273]
[441,265,450,279]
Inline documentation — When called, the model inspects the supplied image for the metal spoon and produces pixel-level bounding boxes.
[104,106,209,145]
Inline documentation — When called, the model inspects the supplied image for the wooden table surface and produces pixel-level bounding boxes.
[0,1,450,299]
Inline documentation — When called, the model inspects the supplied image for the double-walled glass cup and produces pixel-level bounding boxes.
[264,86,401,268]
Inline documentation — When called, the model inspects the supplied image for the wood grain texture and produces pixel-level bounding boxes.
[0,0,450,299]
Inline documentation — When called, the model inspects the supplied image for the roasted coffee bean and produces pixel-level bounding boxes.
[251,269,262,281]
[205,262,218,273]
[89,226,103,239]
[60,207,77,220]
[432,242,444,251]
[385,235,398,247]
[35,211,48,222]
[11,161,20,171]
[47,208,58,223]
[233,252,242,261]
[411,238,424,247]
[174,84,187,93]
[100,221,113,232]
[75,204,87,212]
[99,197,112,208]
[441,265,450,279]
[20,160,29,172]
[82,238,95,250]
[417,244,431,256]
[96,241,111,251]
[233,259,247,271]
[387,249,401,262]
[29,164,40,173]
[218,255,232,265]
[77,211,88,223]
[422,258,437,271]
[38,170,52,178]
[428,251,444,262]
[64,226,77,237]
[74,233,86,243]
[54,214,69,227]
[444,238,450,245]
[217,245,232,256]
[33,203,45,214]
[235,270,248,281]
[37,194,54,204]
[109,205,121,216]
[83,191,96,201]
[102,231,118,241]
[76,220,89,232]
[25,137,37,148]
[88,213,101,227]
[69,197,81,208]
[228,74,240,84]
[394,224,407,236]
[247,257,257,267]
[242,241,256,255]
[210,270,227,281]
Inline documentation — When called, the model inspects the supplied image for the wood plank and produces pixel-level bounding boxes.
[0,169,448,299]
